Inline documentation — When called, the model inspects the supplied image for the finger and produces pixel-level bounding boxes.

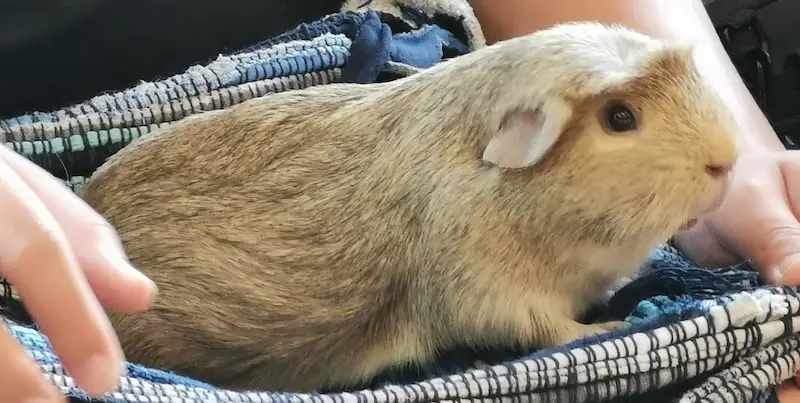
[780,379,800,401]
[0,147,156,312]
[710,155,800,284]
[0,157,122,396]
[0,321,66,403]
[773,156,800,287]
[701,178,795,284]
[738,196,800,285]
[673,222,740,267]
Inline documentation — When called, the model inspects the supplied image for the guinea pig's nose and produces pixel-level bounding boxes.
[705,162,733,178]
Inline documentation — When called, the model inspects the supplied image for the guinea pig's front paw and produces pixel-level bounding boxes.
[552,320,629,346]
[591,320,629,332]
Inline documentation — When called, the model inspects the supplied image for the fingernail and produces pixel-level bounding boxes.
[23,398,60,403]
[101,248,155,288]
[775,254,800,286]
[120,361,129,378]
[772,267,784,285]
[22,381,66,403]
[100,248,158,310]
[74,353,120,396]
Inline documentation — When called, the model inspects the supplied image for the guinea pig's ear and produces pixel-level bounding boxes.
[481,98,572,169]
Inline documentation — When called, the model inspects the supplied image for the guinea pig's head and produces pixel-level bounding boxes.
[477,22,740,245]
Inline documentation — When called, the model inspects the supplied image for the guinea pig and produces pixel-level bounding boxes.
[80,21,740,393]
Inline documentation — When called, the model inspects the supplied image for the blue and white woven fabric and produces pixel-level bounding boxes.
[0,10,467,191]
[4,245,795,403]
[0,5,796,403]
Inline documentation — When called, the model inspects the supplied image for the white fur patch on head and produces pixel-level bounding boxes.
[480,22,671,104]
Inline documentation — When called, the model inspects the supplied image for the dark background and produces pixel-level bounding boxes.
[1,0,800,149]
[0,0,347,118]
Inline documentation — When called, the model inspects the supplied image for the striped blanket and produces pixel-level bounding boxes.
[0,4,797,403]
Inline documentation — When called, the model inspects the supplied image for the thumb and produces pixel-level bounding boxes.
[721,153,800,285]
[770,155,800,285]
[735,179,800,284]
[754,222,800,285]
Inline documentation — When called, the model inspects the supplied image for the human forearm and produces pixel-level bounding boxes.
[471,0,784,153]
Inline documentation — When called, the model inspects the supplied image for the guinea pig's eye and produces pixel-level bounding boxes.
[603,102,637,133]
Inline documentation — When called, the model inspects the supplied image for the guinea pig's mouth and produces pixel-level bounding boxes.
[679,218,698,231]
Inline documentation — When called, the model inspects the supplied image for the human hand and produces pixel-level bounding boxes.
[778,381,800,403]
[674,150,800,284]
[0,146,156,402]
[673,150,800,392]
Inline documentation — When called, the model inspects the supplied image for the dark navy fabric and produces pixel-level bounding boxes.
[243,11,369,51]
[342,11,394,83]
[342,11,470,83]
[606,247,764,320]
[242,9,470,84]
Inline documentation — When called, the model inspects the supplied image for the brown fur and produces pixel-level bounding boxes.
[80,22,740,392]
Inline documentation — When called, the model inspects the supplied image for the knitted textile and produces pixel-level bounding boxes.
[0,6,796,403]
